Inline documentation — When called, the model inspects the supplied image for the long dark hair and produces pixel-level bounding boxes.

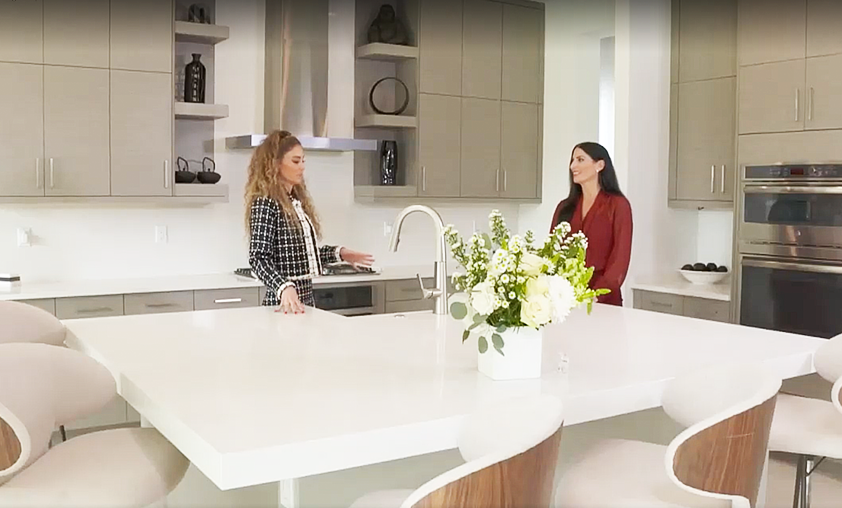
[553,142,624,225]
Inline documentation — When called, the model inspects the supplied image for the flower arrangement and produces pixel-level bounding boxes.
[444,210,609,356]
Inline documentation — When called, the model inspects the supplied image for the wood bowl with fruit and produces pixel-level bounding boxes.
[679,262,729,285]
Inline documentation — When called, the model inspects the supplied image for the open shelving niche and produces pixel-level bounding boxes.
[173,0,230,201]
[353,0,421,202]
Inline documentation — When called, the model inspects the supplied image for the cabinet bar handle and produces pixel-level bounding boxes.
[35,158,40,188]
[214,298,243,304]
[710,165,715,193]
[721,165,726,193]
[49,158,54,189]
[809,87,814,121]
[77,307,113,314]
[164,160,170,189]
[496,168,500,192]
[146,303,177,308]
[795,88,799,122]
[504,170,508,191]
[421,166,426,192]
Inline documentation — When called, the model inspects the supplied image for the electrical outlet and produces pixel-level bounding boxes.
[383,222,393,237]
[155,226,168,244]
[16,228,31,248]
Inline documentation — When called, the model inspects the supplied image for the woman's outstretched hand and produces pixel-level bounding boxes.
[277,285,305,314]
[340,248,375,268]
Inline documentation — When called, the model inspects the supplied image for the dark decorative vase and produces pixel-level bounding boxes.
[184,53,206,103]
[380,140,398,186]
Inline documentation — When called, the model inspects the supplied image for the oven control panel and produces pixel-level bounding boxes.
[745,164,842,179]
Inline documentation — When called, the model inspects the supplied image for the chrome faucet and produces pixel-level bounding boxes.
[389,205,448,315]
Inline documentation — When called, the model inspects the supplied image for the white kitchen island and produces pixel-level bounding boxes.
[63,304,825,507]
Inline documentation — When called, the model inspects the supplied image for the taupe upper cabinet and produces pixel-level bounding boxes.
[805,54,842,131]
[43,0,110,68]
[502,3,543,104]
[0,63,44,197]
[679,0,737,81]
[738,0,806,66]
[419,0,463,96]
[111,0,173,73]
[111,71,173,196]
[460,98,501,198]
[44,66,110,196]
[738,59,805,135]
[418,94,461,198]
[462,0,502,100]
[0,0,43,64]
[807,0,842,57]
[501,101,539,199]
[676,78,736,202]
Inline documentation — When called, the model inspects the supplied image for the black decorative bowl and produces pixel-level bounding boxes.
[175,170,196,183]
[197,171,221,184]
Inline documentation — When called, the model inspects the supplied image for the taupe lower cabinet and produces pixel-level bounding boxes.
[676,77,736,202]
[633,289,731,323]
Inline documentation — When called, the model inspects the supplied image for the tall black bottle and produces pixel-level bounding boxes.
[184,53,206,103]
[380,140,398,185]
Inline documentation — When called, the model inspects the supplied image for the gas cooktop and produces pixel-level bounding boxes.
[234,263,380,279]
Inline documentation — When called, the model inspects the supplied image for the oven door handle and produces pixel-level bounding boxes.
[742,257,842,275]
[743,185,842,194]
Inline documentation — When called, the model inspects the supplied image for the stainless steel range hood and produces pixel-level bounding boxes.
[225,0,377,152]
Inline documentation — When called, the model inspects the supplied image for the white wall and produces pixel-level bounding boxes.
[518,0,615,238]
[0,0,518,283]
[613,0,698,290]
[697,211,734,267]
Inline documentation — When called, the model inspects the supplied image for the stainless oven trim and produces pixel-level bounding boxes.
[740,161,842,181]
[743,185,842,194]
[741,257,842,275]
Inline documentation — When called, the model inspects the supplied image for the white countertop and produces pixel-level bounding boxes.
[63,304,822,490]
[630,272,732,301]
[0,265,438,301]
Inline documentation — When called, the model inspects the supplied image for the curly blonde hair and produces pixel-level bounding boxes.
[244,130,323,239]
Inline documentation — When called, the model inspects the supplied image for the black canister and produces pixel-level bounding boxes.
[380,140,398,185]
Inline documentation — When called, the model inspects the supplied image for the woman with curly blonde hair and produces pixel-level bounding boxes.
[245,130,374,314]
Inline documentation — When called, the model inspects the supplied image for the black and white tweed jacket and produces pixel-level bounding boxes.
[248,196,340,306]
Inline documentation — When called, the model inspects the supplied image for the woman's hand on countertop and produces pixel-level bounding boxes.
[340,248,375,268]
[277,285,306,314]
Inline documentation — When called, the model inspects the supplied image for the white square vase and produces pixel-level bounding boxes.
[477,327,543,380]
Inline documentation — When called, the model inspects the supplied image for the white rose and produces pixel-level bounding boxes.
[520,253,548,276]
[521,294,553,329]
[470,281,496,316]
[524,275,550,299]
[547,275,578,322]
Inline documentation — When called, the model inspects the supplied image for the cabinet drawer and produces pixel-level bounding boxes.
[633,290,684,315]
[16,299,56,316]
[55,295,124,319]
[386,278,433,302]
[386,299,435,314]
[124,291,194,315]
[194,287,260,311]
[684,297,731,323]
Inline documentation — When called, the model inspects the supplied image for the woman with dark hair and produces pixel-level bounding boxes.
[550,142,633,306]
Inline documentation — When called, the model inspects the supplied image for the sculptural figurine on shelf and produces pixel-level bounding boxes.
[367,5,409,45]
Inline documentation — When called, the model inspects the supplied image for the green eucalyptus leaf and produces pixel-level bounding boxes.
[494,344,505,356]
[492,333,504,350]
[496,324,507,333]
[462,329,470,343]
[450,302,468,320]
[478,336,488,354]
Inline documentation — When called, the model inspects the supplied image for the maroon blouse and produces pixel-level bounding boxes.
[550,191,633,306]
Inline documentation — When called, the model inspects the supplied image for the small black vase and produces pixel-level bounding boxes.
[380,140,398,185]
[184,53,206,103]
